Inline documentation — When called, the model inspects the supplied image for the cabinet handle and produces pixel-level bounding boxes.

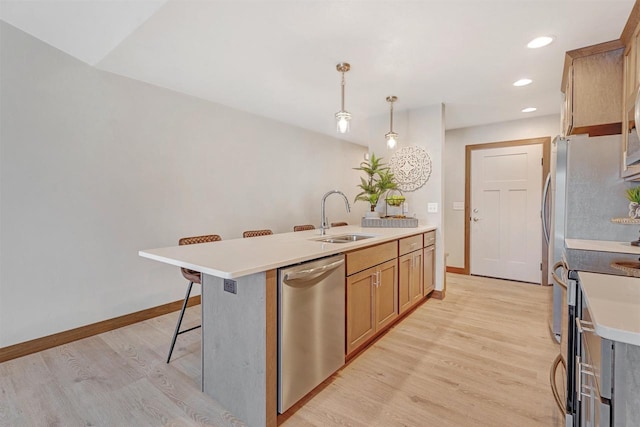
[576,355,582,402]
[579,385,596,400]
[580,362,596,377]
[576,318,595,334]
[376,270,381,288]
[371,272,378,288]
[576,356,597,403]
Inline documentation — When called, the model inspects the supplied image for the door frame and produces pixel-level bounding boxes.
[462,136,551,283]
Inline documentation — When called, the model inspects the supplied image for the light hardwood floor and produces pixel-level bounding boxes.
[0,274,565,426]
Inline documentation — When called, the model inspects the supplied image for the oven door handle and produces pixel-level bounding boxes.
[576,318,595,333]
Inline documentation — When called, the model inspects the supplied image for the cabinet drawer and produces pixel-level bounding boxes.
[423,231,435,247]
[399,235,422,256]
[346,241,397,276]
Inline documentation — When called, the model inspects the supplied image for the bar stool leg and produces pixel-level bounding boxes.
[167,281,195,363]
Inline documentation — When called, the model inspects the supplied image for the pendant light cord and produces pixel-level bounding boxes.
[341,72,346,111]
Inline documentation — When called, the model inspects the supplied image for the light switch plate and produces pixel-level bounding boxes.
[427,202,438,213]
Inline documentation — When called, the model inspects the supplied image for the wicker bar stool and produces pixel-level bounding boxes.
[331,222,348,227]
[293,224,315,232]
[242,229,273,238]
[167,233,222,363]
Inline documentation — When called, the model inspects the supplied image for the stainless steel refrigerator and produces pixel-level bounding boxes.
[546,134,630,341]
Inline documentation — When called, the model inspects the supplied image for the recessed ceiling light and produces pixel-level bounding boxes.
[522,107,537,113]
[513,78,533,87]
[527,36,554,49]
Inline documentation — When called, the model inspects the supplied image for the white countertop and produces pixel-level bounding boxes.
[139,225,436,279]
[565,238,640,255]
[578,271,640,346]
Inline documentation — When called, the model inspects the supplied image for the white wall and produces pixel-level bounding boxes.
[0,22,367,347]
[444,114,560,268]
[367,105,446,291]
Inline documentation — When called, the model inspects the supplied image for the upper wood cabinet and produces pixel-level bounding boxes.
[561,42,624,137]
[621,4,640,181]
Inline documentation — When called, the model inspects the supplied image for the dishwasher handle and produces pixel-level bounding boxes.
[283,259,345,283]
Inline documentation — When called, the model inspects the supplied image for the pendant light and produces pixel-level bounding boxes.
[385,96,398,149]
[335,62,351,133]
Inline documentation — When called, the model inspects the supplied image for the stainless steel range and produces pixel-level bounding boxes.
[561,249,640,427]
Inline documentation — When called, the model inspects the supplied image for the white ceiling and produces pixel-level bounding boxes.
[1,0,635,146]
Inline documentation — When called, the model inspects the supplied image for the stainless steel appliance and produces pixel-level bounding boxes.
[562,249,640,427]
[277,254,346,413]
[546,136,567,341]
[546,134,631,341]
[545,133,635,425]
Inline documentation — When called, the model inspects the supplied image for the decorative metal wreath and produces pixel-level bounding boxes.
[388,146,432,192]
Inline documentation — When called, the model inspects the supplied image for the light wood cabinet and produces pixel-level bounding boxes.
[423,231,435,296]
[346,243,398,356]
[346,267,376,353]
[561,43,623,137]
[345,231,437,356]
[346,241,396,276]
[423,245,435,296]
[346,259,398,355]
[398,234,426,314]
[398,234,422,256]
[374,259,399,330]
[624,34,638,107]
[622,22,640,180]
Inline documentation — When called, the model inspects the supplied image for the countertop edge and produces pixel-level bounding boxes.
[138,250,235,279]
[565,238,640,255]
[579,272,640,347]
[139,225,437,279]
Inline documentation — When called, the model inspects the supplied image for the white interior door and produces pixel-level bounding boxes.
[470,144,542,283]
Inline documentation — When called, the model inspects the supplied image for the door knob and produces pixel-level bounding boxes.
[473,217,480,222]
[473,208,479,213]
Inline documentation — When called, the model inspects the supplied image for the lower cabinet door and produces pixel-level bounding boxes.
[346,267,376,355]
[398,253,412,315]
[423,245,435,296]
[410,250,424,305]
[375,259,398,331]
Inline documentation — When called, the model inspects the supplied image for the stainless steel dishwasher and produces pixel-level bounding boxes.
[277,254,345,413]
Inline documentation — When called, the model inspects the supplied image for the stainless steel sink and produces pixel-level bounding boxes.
[312,234,376,244]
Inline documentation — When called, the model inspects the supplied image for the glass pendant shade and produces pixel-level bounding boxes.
[386,131,398,149]
[336,111,351,133]
[335,63,351,134]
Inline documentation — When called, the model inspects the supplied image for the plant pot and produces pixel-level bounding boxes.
[629,202,640,219]
[365,211,380,219]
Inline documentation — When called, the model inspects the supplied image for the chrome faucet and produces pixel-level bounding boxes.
[320,190,351,235]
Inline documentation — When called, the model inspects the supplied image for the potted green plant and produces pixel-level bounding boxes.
[354,153,398,217]
[626,186,640,218]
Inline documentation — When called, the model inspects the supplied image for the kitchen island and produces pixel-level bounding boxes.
[139,225,437,427]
